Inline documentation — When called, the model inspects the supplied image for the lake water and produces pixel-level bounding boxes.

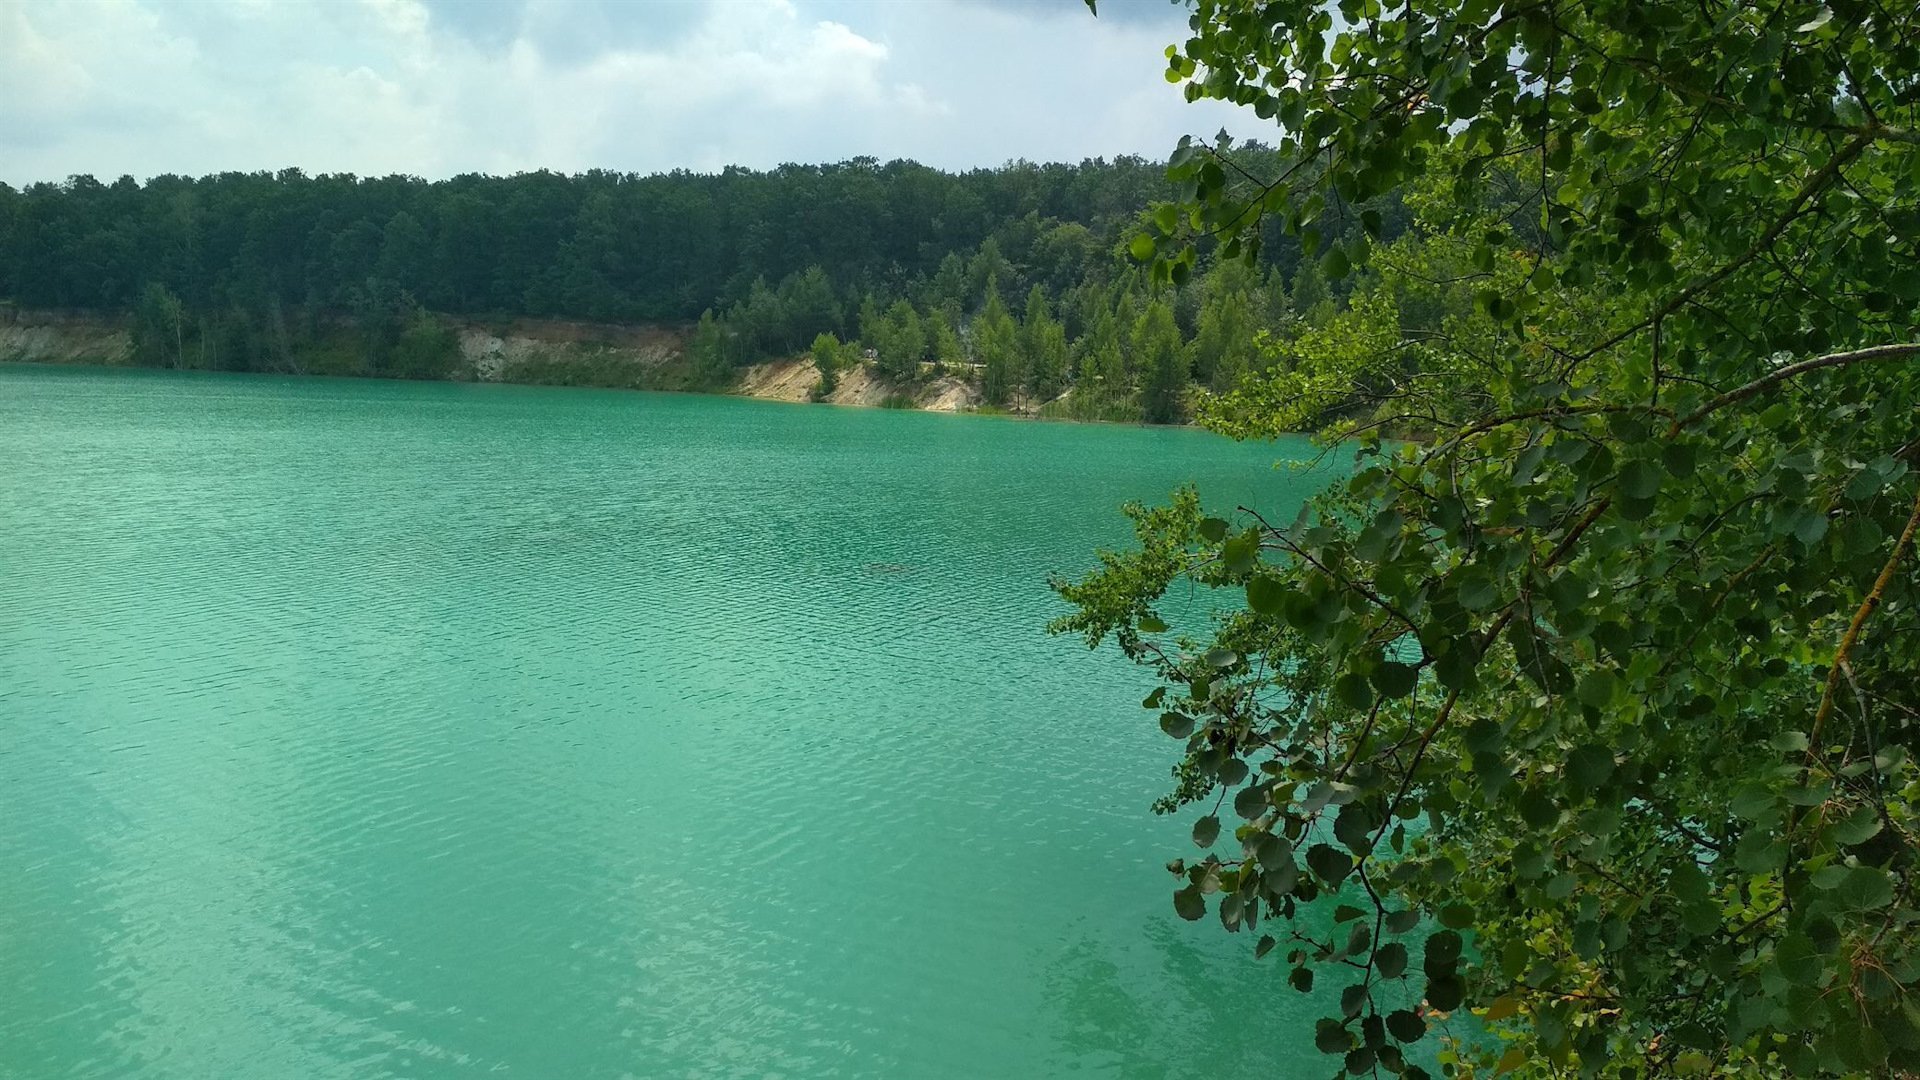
[0,365,1336,1079]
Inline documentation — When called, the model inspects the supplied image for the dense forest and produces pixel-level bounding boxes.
[0,154,1408,421]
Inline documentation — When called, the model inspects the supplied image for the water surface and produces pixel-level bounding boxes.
[0,366,1335,1078]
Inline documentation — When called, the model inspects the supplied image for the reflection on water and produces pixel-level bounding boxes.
[0,365,1339,1078]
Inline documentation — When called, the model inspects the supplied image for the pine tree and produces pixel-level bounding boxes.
[1022,285,1067,401]
[1132,298,1186,424]
[975,286,1018,406]
[879,299,925,382]
[926,307,963,377]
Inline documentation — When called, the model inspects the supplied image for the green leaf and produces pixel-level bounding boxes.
[1138,614,1168,633]
[1776,932,1819,984]
[1619,458,1663,499]
[1670,862,1709,903]
[1734,830,1784,874]
[1837,866,1895,911]
[1306,843,1354,885]
[1575,670,1618,709]
[1128,233,1156,262]
[1425,974,1465,1012]
[1434,638,1480,690]
[1255,832,1294,871]
[1192,814,1221,848]
[1222,529,1259,573]
[1731,785,1780,821]
[1425,929,1463,967]
[1372,661,1418,699]
[1794,510,1830,546]
[1455,567,1499,610]
[1246,574,1285,614]
[1829,806,1883,846]
[1198,516,1229,542]
[1386,1008,1426,1043]
[1172,886,1205,921]
[1233,784,1269,820]
[1516,786,1558,828]
[1341,982,1368,1018]
[1566,744,1614,790]
[1376,942,1409,979]
[1334,672,1375,710]
[1770,730,1810,753]
[1334,803,1374,854]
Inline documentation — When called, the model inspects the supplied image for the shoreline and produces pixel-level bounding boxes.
[0,306,1190,429]
[0,355,1190,430]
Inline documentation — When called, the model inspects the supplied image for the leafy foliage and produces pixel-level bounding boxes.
[1064,0,1920,1074]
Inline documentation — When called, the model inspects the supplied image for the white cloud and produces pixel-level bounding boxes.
[0,0,1255,185]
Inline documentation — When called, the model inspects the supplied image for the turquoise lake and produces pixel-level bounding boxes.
[0,365,1339,1078]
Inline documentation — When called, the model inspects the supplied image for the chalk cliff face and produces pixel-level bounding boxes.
[0,308,133,365]
[455,320,684,388]
[732,356,983,412]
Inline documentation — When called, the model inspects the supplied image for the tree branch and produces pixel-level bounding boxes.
[1807,481,1920,755]
[1673,342,1920,431]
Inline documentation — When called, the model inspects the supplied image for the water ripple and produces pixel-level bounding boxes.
[0,366,1338,1078]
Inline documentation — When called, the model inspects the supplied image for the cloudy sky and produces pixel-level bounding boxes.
[0,0,1254,186]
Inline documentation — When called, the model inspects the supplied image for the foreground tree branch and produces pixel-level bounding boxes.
[1058,1,1920,1076]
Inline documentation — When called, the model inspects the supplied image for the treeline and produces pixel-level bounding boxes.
[0,158,1186,320]
[0,153,1409,416]
[694,253,1339,422]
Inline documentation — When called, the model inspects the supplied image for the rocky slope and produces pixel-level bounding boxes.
[733,357,982,412]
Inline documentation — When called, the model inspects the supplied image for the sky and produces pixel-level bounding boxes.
[0,0,1254,186]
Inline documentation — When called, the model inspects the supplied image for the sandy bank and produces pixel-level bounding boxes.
[734,357,984,412]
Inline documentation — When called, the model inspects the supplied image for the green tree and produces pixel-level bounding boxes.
[856,293,885,358]
[922,253,969,314]
[375,211,430,294]
[926,306,964,377]
[809,330,843,398]
[685,309,734,388]
[1287,257,1332,328]
[1064,0,1920,1075]
[131,282,185,368]
[877,299,925,383]
[1131,298,1186,424]
[388,307,460,380]
[966,238,1012,312]
[779,266,842,348]
[1023,285,1068,402]
[976,286,1019,406]
[729,277,787,359]
[1071,304,1130,419]
[1187,266,1258,391]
